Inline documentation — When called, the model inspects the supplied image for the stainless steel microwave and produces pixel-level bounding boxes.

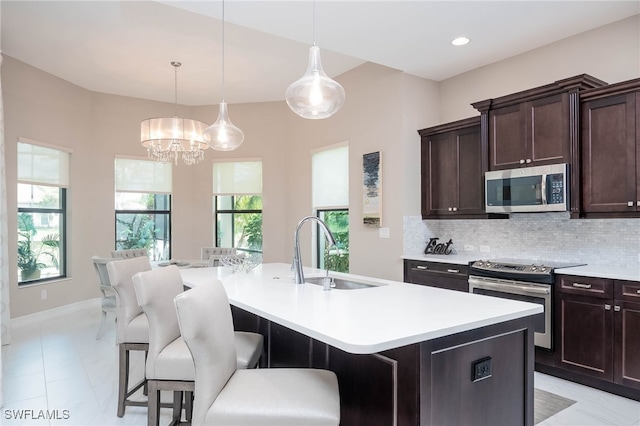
[485,163,569,213]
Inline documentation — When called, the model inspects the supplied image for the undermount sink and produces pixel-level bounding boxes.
[304,276,382,290]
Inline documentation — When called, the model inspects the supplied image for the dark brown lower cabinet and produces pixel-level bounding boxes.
[541,275,640,400]
[231,306,536,426]
[614,282,640,391]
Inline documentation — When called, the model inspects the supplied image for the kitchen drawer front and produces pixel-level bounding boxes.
[615,280,640,302]
[404,260,469,292]
[558,275,613,299]
[405,260,468,278]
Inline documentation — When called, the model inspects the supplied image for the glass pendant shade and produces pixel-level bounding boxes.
[140,116,209,165]
[286,46,345,119]
[203,101,245,151]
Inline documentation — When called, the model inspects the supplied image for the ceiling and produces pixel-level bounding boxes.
[2,1,638,106]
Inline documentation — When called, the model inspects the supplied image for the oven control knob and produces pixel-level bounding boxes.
[540,267,547,272]
[531,266,537,271]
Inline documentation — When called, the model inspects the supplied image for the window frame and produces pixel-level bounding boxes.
[316,208,349,272]
[114,193,172,261]
[17,186,67,285]
[214,195,263,254]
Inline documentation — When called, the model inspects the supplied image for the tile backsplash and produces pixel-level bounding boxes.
[404,213,640,267]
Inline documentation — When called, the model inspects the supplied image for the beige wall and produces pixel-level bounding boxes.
[4,15,639,317]
[439,15,640,122]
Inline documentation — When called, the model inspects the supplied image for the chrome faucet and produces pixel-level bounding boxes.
[292,216,337,285]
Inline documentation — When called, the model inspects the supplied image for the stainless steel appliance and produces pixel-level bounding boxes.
[485,163,569,213]
[468,258,584,350]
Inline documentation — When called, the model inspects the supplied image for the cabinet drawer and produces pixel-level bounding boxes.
[404,260,469,292]
[558,275,613,299]
[615,280,640,302]
[405,260,468,278]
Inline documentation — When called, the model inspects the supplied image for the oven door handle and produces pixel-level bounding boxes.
[468,276,550,296]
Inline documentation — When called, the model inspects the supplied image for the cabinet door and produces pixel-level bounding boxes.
[614,280,640,390]
[527,94,570,166]
[558,293,613,381]
[582,93,637,213]
[456,125,484,215]
[489,104,526,170]
[422,132,457,216]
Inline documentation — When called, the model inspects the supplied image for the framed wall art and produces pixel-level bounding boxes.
[362,151,382,227]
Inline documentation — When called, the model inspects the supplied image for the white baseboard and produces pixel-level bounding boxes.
[11,298,101,329]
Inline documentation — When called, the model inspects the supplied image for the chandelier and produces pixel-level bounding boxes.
[140,62,209,165]
[285,0,345,119]
[203,0,244,151]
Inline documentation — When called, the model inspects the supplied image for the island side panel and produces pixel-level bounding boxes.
[420,316,536,426]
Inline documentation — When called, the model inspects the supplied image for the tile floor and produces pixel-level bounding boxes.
[2,299,639,426]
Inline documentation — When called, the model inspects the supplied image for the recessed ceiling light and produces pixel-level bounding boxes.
[451,37,470,46]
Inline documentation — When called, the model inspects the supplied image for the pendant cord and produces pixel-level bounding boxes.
[221,0,225,102]
[173,62,179,117]
[312,0,316,46]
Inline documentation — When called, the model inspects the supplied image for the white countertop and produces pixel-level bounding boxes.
[555,264,640,281]
[179,263,542,355]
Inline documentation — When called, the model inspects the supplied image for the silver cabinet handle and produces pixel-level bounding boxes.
[519,159,525,164]
[605,304,611,310]
[614,305,621,312]
[452,207,458,212]
[447,269,460,273]
[628,201,634,207]
[415,265,428,270]
[637,201,640,207]
[636,289,640,294]
[572,283,592,289]
[526,159,532,164]
[448,207,453,212]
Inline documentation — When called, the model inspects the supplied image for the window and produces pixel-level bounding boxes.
[17,141,69,284]
[312,143,349,272]
[114,157,172,261]
[213,160,262,254]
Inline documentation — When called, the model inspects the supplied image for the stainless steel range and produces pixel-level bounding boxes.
[468,258,585,350]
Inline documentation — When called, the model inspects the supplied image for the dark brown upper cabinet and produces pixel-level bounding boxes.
[418,117,494,219]
[473,75,607,216]
[580,79,640,217]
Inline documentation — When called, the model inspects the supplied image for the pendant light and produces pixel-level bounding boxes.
[285,0,345,119]
[203,0,244,151]
[140,62,209,165]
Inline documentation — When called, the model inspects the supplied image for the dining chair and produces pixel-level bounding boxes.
[107,256,152,417]
[133,266,264,426]
[174,279,340,426]
[91,256,117,340]
[200,247,236,266]
[112,248,149,259]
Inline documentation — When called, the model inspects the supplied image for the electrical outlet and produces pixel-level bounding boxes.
[480,245,491,253]
[41,289,47,300]
[378,227,390,239]
[463,244,476,251]
[472,357,492,382]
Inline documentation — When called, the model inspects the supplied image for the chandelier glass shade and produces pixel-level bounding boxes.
[286,45,345,119]
[203,101,244,151]
[140,62,209,165]
[285,0,345,119]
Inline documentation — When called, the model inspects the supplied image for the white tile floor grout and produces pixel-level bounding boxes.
[2,300,639,426]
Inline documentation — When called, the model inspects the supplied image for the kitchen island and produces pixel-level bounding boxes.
[180,263,542,426]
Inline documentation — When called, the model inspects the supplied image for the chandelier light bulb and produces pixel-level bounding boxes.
[203,101,244,151]
[286,46,345,119]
